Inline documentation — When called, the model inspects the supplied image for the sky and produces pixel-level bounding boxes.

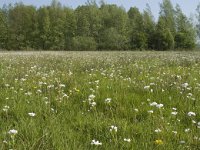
[0,0,199,20]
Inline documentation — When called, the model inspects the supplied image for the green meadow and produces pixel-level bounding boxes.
[0,51,200,150]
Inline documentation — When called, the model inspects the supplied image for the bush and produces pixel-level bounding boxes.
[71,36,97,50]
[175,32,196,49]
[99,28,129,50]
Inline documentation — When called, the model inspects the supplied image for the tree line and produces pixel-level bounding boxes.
[0,0,198,50]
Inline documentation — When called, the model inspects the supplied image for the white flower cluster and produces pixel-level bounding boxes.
[188,112,196,117]
[150,102,164,109]
[28,112,36,117]
[105,98,112,104]
[91,139,102,146]
[155,128,162,133]
[3,105,10,112]
[197,122,200,128]
[8,129,18,135]
[88,94,96,107]
[124,138,131,142]
[110,125,117,132]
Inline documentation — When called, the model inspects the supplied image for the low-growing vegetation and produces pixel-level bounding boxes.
[1,51,200,149]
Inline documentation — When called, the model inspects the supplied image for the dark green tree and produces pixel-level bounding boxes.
[0,0,197,50]
[128,7,147,50]
[143,4,156,49]
[75,6,90,36]
[63,7,76,50]
[155,16,174,50]
[37,7,51,50]
[175,5,196,49]
[72,36,97,50]
[0,9,8,49]
[159,0,176,35]
[7,3,38,50]
[99,27,128,50]
[48,0,65,50]
[99,4,128,49]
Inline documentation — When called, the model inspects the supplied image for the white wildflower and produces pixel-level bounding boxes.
[124,138,131,142]
[172,131,177,134]
[179,140,185,144]
[88,94,95,101]
[134,108,139,112]
[3,140,7,144]
[28,112,36,117]
[37,89,42,93]
[150,102,157,106]
[172,108,177,111]
[91,139,102,145]
[150,83,155,86]
[155,128,162,133]
[90,102,96,107]
[185,128,190,132]
[188,112,196,117]
[3,105,10,112]
[171,112,178,116]
[8,129,18,135]
[182,83,189,88]
[148,110,154,114]
[156,104,164,109]
[192,120,196,124]
[59,84,65,88]
[144,86,150,90]
[147,98,151,102]
[105,98,112,104]
[5,84,10,87]
[110,125,117,132]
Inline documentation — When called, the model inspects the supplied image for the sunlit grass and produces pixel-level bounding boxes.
[0,51,200,150]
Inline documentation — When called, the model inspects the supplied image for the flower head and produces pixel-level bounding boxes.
[90,102,96,107]
[150,102,157,106]
[8,129,18,135]
[171,112,178,115]
[188,112,196,117]
[155,139,163,145]
[91,139,102,146]
[155,128,162,133]
[144,86,150,90]
[124,138,131,142]
[105,98,112,104]
[3,105,10,112]
[59,84,65,88]
[185,128,190,132]
[110,125,117,132]
[28,112,36,117]
[182,83,189,88]
[148,110,154,114]
[156,104,164,109]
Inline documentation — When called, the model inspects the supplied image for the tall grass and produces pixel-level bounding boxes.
[0,51,200,150]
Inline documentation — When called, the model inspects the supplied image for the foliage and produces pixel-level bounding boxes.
[99,27,128,50]
[0,10,8,49]
[0,0,197,50]
[128,7,147,50]
[72,36,97,50]
[155,16,175,50]
[174,5,196,49]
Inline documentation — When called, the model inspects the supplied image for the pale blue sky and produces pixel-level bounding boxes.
[0,0,198,19]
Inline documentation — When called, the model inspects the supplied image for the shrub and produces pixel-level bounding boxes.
[71,36,97,50]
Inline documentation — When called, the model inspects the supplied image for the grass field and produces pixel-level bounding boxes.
[1,51,200,150]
